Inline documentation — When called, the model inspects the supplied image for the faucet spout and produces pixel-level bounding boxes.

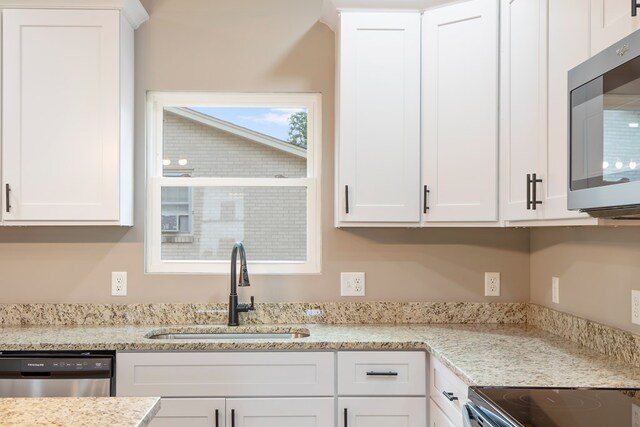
[228,242,255,326]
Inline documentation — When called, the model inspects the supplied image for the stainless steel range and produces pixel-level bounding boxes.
[464,386,640,427]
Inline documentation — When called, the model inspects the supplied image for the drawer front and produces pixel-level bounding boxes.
[338,351,426,396]
[430,355,468,423]
[116,351,334,397]
[429,398,457,427]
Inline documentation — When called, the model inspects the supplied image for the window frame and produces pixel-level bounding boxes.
[145,92,322,274]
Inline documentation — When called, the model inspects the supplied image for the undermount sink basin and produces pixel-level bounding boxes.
[145,327,310,340]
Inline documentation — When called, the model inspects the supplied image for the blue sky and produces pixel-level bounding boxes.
[192,107,306,141]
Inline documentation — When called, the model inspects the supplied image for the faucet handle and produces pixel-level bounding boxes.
[249,296,255,311]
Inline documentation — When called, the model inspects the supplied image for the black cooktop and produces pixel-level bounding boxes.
[469,386,640,427]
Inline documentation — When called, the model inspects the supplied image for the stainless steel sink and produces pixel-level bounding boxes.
[145,327,310,340]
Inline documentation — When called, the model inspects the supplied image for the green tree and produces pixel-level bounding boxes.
[288,111,307,148]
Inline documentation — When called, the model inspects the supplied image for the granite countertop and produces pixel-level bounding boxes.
[1,323,639,389]
[0,397,160,427]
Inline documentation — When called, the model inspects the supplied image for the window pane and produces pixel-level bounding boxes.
[162,107,307,178]
[160,186,307,262]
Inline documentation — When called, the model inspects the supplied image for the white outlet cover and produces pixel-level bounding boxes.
[552,277,560,304]
[341,272,365,297]
[632,290,640,325]
[111,271,127,297]
[484,272,500,297]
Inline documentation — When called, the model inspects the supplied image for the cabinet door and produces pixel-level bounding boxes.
[339,397,427,427]
[2,9,121,222]
[545,0,592,221]
[499,0,547,221]
[337,12,421,224]
[226,398,333,427]
[429,399,457,427]
[150,398,225,427]
[591,0,640,56]
[422,0,498,222]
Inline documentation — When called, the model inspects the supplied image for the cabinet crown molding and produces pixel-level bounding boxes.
[0,0,149,28]
[321,0,455,31]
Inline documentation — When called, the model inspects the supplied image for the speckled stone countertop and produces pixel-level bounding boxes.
[0,397,160,427]
[1,323,640,389]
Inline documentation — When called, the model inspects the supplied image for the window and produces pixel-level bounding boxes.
[161,171,192,235]
[146,92,321,274]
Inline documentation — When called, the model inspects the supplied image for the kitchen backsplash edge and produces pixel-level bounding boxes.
[0,302,526,326]
[527,303,640,368]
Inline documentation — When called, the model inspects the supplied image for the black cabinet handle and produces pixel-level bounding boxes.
[526,173,542,210]
[443,390,459,401]
[231,409,235,427]
[526,174,531,210]
[215,409,219,427]
[423,185,429,214]
[345,185,350,214]
[366,371,398,376]
[633,0,639,16]
[531,173,542,210]
[5,184,10,213]
[344,408,348,427]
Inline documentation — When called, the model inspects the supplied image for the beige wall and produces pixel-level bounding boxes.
[0,0,531,304]
[530,227,640,334]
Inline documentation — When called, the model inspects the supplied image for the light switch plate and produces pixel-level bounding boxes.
[633,290,640,325]
[552,277,560,304]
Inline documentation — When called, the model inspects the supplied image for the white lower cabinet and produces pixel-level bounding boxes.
[227,398,334,427]
[339,397,426,427]
[429,355,468,427]
[150,398,224,427]
[118,350,429,427]
[150,397,332,427]
[429,399,455,427]
[337,351,427,426]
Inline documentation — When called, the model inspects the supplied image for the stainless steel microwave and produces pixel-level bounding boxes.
[568,29,640,217]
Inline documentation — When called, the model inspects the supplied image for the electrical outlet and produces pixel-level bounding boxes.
[484,272,500,297]
[633,290,640,325]
[341,272,365,297]
[111,271,127,296]
[552,277,560,304]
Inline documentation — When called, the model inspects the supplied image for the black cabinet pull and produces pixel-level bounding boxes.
[215,409,219,427]
[526,174,531,210]
[633,0,639,16]
[443,390,459,401]
[526,173,542,210]
[366,371,398,376]
[344,408,348,427]
[5,184,10,213]
[345,185,350,214]
[231,409,235,427]
[423,185,429,214]
[531,173,542,210]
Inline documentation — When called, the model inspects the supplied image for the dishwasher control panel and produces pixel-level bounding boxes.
[20,358,112,372]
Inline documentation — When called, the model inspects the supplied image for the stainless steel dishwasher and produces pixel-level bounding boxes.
[0,351,115,397]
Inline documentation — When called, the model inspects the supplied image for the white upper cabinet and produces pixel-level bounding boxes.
[546,0,592,221]
[591,0,640,55]
[336,12,421,225]
[1,2,147,225]
[422,0,498,223]
[499,0,547,222]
